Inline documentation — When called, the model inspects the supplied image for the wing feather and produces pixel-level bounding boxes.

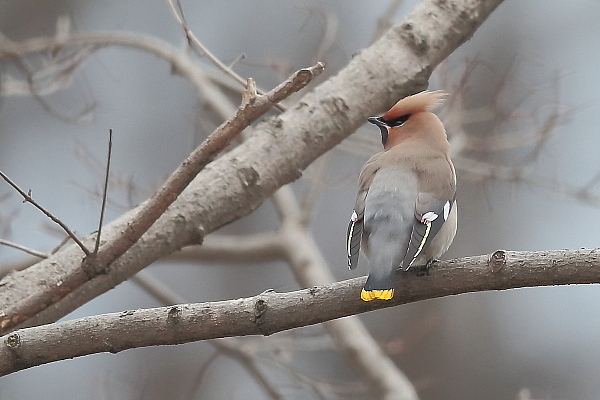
[346,211,363,270]
[346,157,380,270]
[401,194,455,270]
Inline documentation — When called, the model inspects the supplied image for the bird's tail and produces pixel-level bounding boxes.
[361,273,394,301]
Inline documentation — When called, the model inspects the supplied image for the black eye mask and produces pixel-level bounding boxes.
[367,114,411,146]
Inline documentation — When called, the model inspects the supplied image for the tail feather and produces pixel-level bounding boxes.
[361,288,394,301]
[362,272,394,301]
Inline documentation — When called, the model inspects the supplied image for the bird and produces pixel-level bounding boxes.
[346,90,457,301]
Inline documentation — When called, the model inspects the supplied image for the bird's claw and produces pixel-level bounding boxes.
[416,259,438,276]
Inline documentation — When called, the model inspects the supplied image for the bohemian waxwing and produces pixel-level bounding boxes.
[346,90,457,301]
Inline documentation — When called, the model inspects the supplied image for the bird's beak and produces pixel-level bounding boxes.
[368,116,389,146]
[367,116,386,127]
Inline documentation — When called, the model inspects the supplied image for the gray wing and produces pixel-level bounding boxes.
[346,209,363,270]
[347,158,380,270]
[401,192,456,270]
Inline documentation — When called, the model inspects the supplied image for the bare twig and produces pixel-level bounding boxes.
[93,129,113,255]
[257,354,335,399]
[0,31,218,100]
[228,53,246,69]
[4,39,97,122]
[130,271,186,305]
[0,171,90,255]
[1,46,94,97]
[214,339,285,400]
[49,235,71,255]
[166,0,244,86]
[299,6,338,64]
[72,142,146,211]
[165,0,286,112]
[0,239,47,259]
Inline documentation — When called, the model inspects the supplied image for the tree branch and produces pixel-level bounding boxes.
[0,0,505,333]
[0,62,324,332]
[1,248,597,376]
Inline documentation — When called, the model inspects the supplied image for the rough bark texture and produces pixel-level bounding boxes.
[0,0,504,332]
[1,248,599,376]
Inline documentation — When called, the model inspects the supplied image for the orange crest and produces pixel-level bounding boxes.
[382,90,447,120]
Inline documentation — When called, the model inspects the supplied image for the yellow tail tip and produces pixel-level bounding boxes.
[361,289,394,301]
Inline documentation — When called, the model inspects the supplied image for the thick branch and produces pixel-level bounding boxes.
[1,248,598,376]
[0,0,505,332]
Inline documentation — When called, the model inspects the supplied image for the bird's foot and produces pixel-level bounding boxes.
[416,259,438,276]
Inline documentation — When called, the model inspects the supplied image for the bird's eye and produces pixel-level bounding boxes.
[385,113,411,127]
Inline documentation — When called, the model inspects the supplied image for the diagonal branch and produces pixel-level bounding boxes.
[0,0,505,333]
[86,62,324,274]
[0,248,598,377]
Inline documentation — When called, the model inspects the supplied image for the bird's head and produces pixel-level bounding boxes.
[368,90,447,149]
